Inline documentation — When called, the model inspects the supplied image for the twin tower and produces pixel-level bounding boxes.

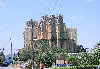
[23,14,77,53]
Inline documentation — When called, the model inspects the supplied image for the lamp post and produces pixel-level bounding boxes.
[10,39,12,62]
[31,19,35,69]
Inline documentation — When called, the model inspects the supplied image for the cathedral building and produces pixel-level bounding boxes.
[23,14,77,53]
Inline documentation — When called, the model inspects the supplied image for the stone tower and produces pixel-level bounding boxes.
[23,14,77,53]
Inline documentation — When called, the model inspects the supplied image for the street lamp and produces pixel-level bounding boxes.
[10,39,12,63]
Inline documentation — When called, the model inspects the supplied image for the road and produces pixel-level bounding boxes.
[0,64,22,69]
[0,66,22,69]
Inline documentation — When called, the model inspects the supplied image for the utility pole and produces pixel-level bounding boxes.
[10,39,12,62]
[11,42,12,61]
[31,19,35,69]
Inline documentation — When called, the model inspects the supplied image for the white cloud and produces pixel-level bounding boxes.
[86,0,94,2]
[0,0,5,6]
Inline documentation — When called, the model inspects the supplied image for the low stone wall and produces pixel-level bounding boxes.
[12,61,40,69]
[12,64,21,68]
[12,61,25,69]
[55,53,83,59]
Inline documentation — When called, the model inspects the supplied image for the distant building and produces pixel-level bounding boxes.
[23,14,77,53]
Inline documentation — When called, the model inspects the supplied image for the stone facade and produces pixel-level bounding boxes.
[23,14,77,53]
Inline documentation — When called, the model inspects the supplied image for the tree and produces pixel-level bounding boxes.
[14,40,67,67]
[0,51,4,62]
[91,42,100,65]
[95,42,100,48]
[35,50,55,67]
[77,45,87,53]
[80,53,89,65]
[34,40,56,67]
[53,47,67,54]
[0,52,4,56]
[13,48,32,61]
[13,40,56,68]
[80,52,99,65]
[79,42,100,65]
[65,56,77,66]
[94,47,100,65]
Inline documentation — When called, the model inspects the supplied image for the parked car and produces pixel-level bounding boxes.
[4,61,10,65]
[2,62,9,66]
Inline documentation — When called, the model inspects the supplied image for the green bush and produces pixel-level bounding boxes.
[0,58,2,62]
[0,62,3,64]
[51,65,98,69]
[13,56,19,61]
[65,56,78,66]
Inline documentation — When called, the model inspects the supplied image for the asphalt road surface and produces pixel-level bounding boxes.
[0,64,22,69]
[0,67,21,69]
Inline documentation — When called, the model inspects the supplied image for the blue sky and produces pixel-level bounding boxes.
[0,0,100,55]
